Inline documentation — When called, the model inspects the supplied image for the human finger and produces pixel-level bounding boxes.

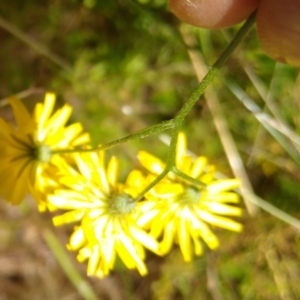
[257,0,300,67]
[169,0,258,29]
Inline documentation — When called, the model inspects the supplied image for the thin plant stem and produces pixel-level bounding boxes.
[43,228,99,300]
[168,11,256,167]
[52,119,175,155]
[134,167,170,201]
[134,12,256,199]
[172,167,207,187]
[172,11,256,127]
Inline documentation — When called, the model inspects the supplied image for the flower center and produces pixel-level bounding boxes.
[34,145,52,163]
[109,193,136,215]
[180,186,202,204]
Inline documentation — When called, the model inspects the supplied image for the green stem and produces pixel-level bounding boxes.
[174,11,256,126]
[135,12,256,198]
[169,12,256,170]
[43,228,99,300]
[172,167,206,188]
[52,119,174,155]
[134,167,170,202]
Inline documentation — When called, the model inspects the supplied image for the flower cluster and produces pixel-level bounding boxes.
[0,93,243,278]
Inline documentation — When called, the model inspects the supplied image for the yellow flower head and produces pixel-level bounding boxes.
[48,151,160,278]
[0,93,89,205]
[137,132,243,262]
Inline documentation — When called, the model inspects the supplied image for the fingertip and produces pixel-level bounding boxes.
[169,0,258,29]
[257,0,300,67]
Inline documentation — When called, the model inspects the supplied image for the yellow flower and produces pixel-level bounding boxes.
[0,93,89,205]
[136,132,243,262]
[47,151,161,278]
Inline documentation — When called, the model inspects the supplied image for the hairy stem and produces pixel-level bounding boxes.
[52,119,174,155]
[135,12,256,198]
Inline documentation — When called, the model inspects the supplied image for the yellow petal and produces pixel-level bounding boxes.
[37,93,56,128]
[207,192,240,203]
[42,105,72,139]
[188,213,220,249]
[87,246,102,276]
[126,170,146,188]
[68,227,86,250]
[160,221,176,255]
[61,123,84,145]
[102,238,116,269]
[0,118,12,138]
[150,208,174,238]
[188,226,203,256]
[91,152,110,194]
[72,132,90,146]
[8,97,32,130]
[196,209,243,232]
[52,210,86,226]
[176,132,187,167]
[48,193,94,209]
[207,179,240,193]
[190,156,207,178]
[117,235,148,276]
[154,182,184,197]
[202,202,243,216]
[200,229,220,250]
[178,214,192,262]
[7,158,33,204]
[129,225,160,255]
[136,207,159,228]
[107,156,118,187]
[138,151,165,174]
[179,156,193,175]
[74,153,92,181]
[77,246,92,262]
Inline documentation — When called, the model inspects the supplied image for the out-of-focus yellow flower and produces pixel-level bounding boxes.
[47,151,161,278]
[0,93,89,206]
[136,132,243,262]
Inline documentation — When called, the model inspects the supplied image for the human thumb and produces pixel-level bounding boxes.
[257,0,300,67]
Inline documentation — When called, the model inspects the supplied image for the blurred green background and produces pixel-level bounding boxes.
[1,0,300,299]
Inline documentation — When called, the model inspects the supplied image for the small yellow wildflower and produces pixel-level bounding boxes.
[0,93,89,205]
[47,151,161,278]
[136,132,243,262]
